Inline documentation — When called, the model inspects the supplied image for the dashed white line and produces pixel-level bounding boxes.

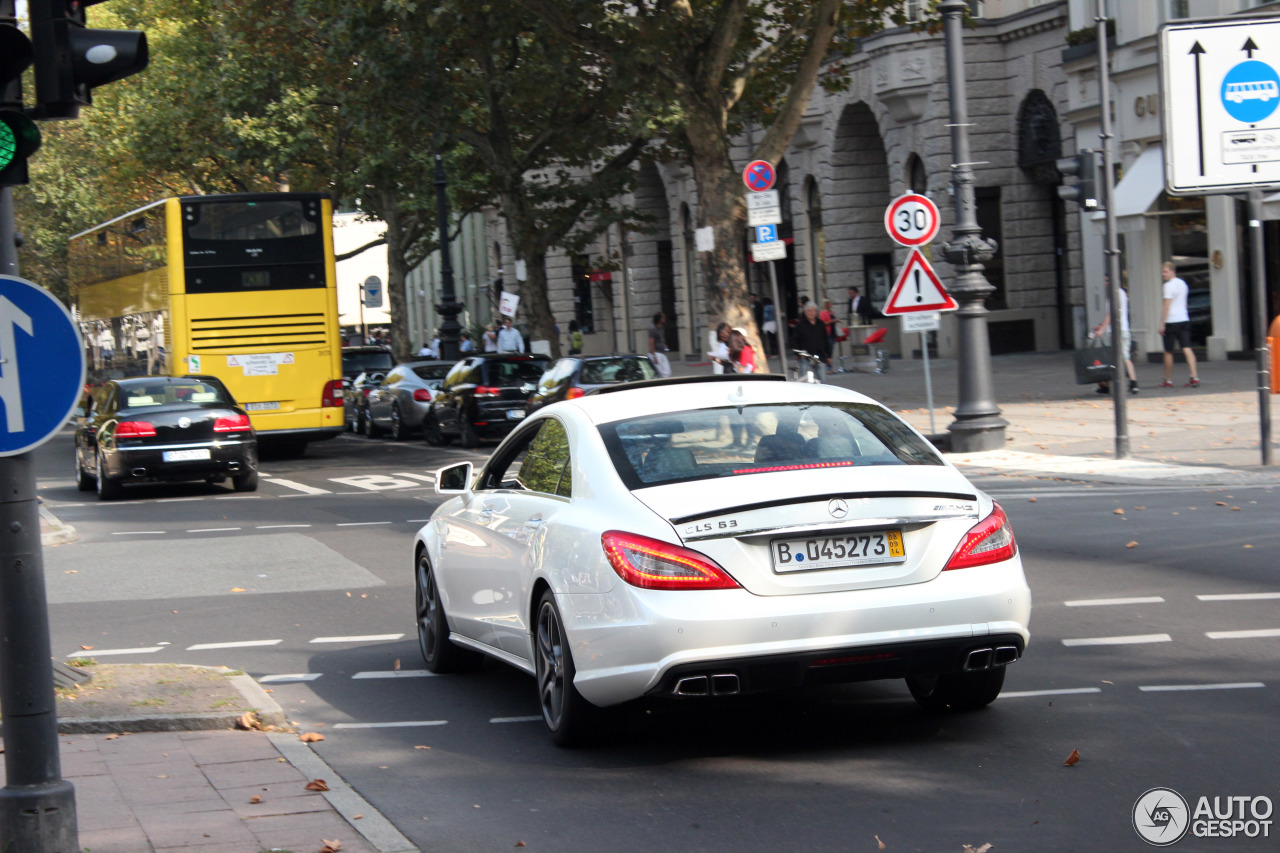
[310,634,405,644]
[1139,682,1265,692]
[999,687,1102,698]
[1064,596,1165,607]
[332,720,447,729]
[1198,592,1280,602]
[392,473,436,483]
[352,670,435,679]
[258,674,323,684]
[214,495,261,500]
[490,715,541,724]
[336,521,393,527]
[265,478,331,495]
[1062,633,1173,647]
[156,498,203,503]
[1205,628,1280,640]
[186,639,282,651]
[111,531,166,536]
[186,527,242,533]
[68,647,162,657]
[256,524,312,529]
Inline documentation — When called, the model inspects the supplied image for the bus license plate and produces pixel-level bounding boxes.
[163,449,212,462]
[245,402,280,411]
[772,530,905,573]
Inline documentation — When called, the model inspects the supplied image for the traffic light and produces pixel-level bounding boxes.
[0,12,41,185]
[1057,151,1100,210]
[29,0,148,120]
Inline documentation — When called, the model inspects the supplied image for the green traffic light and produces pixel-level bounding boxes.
[0,111,42,185]
[0,120,15,170]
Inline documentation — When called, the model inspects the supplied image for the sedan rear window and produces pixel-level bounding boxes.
[599,402,943,489]
[486,359,548,386]
[119,380,234,408]
[579,357,656,385]
[412,364,453,381]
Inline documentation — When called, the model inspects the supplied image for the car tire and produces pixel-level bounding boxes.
[390,403,407,441]
[95,451,122,501]
[459,419,480,449]
[75,450,95,491]
[534,589,603,747]
[906,666,1006,713]
[355,406,368,435]
[415,551,482,674]
[424,414,451,447]
[233,470,259,492]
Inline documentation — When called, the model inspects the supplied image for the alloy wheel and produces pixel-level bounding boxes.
[536,600,566,728]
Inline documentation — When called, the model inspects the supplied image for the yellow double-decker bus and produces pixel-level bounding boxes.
[69,193,344,451]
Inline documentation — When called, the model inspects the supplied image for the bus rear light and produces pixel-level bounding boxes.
[321,380,343,407]
[213,414,253,433]
[475,385,502,398]
[116,421,157,438]
[413,389,432,402]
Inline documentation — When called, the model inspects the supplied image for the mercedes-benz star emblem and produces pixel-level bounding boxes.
[178,417,191,429]
[828,499,848,519]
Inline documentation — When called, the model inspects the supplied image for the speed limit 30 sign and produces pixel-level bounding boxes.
[884,193,940,247]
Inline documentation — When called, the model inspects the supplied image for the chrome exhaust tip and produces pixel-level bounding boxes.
[710,674,740,696]
[673,675,709,696]
[994,645,1020,666]
[131,468,146,477]
[964,648,994,671]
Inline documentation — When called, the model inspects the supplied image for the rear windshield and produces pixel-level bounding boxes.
[486,359,548,386]
[412,364,453,381]
[599,402,943,489]
[580,357,657,385]
[119,380,234,409]
[343,350,394,374]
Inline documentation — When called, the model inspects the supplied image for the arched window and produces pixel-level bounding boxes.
[906,154,928,195]
[806,177,826,299]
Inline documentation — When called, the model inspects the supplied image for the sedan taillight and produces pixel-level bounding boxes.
[602,531,740,591]
[945,503,1017,570]
[322,379,343,407]
[565,387,585,400]
[213,414,253,433]
[413,388,432,402]
[475,385,502,398]
[116,421,157,438]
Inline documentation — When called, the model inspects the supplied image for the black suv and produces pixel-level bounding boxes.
[424,353,549,447]
[341,346,394,381]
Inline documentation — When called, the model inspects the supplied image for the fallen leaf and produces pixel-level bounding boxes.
[304,779,329,792]
[414,745,430,750]
[230,587,246,593]
[1028,497,1037,503]
[320,840,343,853]
[1243,544,1253,549]
[876,836,887,850]
[1064,748,1080,766]
[394,658,401,672]
[360,593,367,598]
[249,795,263,804]
[1216,501,1228,506]
[299,732,325,743]
[1126,541,1139,548]
[236,712,262,731]
[65,570,78,574]
[103,733,119,740]
[1231,506,1241,511]
[345,591,352,597]
[353,814,363,820]
[171,610,178,614]
[515,842,526,848]
[1102,680,1113,684]
[1134,506,1145,511]
[80,645,94,650]
[962,845,993,853]
[1113,508,1124,515]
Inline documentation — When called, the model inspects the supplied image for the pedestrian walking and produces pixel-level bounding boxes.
[1092,276,1138,395]
[709,321,731,374]
[482,323,498,352]
[648,311,671,377]
[792,302,832,382]
[1158,260,1199,388]
[497,316,524,353]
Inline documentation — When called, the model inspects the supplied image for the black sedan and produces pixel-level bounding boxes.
[525,354,658,414]
[423,353,548,447]
[75,376,259,500]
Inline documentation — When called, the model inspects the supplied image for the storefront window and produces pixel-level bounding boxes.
[1161,193,1210,345]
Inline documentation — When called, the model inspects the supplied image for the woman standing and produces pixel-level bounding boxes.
[728,328,755,374]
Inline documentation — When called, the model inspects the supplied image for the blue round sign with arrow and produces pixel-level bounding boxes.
[1220,59,1280,123]
[0,275,85,457]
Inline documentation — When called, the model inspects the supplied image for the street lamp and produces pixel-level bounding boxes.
[939,0,1007,452]
[433,141,463,361]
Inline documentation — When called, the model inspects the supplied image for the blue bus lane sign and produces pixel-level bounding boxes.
[0,275,86,456]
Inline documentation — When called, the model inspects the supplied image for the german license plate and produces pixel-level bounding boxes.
[507,409,526,420]
[245,401,280,411]
[163,449,212,462]
[772,530,905,573]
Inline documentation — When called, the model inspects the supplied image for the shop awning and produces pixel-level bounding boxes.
[1093,144,1164,232]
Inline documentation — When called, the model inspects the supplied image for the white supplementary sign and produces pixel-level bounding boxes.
[901,312,941,333]
[746,190,782,227]
[1161,16,1280,194]
[227,352,294,376]
[695,226,715,252]
[752,241,787,262]
[498,291,520,317]
[881,249,958,315]
[884,193,941,247]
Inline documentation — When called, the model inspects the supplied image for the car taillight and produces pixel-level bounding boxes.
[475,385,502,398]
[116,421,157,438]
[945,503,1017,570]
[213,414,253,433]
[322,379,343,407]
[601,531,740,591]
[413,389,432,402]
[566,387,585,400]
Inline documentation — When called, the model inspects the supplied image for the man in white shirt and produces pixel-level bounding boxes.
[1157,260,1199,388]
[1091,275,1138,395]
[496,317,524,353]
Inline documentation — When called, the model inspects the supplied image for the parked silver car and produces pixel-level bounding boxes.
[363,360,455,440]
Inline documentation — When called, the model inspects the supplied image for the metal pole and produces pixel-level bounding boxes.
[939,0,1007,451]
[1097,0,1129,459]
[922,331,936,435]
[768,261,788,377]
[433,143,463,362]
[1248,190,1274,466]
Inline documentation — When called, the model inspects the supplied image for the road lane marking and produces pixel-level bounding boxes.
[186,639,283,651]
[352,670,435,679]
[1198,592,1280,601]
[490,715,541,724]
[258,674,322,684]
[1139,682,1265,692]
[392,472,436,483]
[264,478,331,495]
[68,647,162,657]
[214,495,261,500]
[1064,596,1165,607]
[406,519,430,523]
[336,521,392,527]
[331,474,427,491]
[332,720,447,729]
[1206,628,1280,640]
[310,634,405,644]
[256,524,312,529]
[999,687,1102,698]
[156,498,203,503]
[1062,634,1172,646]
[186,527,242,533]
[111,531,166,535]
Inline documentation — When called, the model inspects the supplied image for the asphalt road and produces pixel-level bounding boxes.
[34,428,1280,852]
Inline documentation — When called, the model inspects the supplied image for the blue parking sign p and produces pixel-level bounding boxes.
[0,276,85,456]
[755,224,778,243]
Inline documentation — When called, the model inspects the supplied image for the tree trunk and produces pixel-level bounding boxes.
[503,196,562,359]
[378,190,413,364]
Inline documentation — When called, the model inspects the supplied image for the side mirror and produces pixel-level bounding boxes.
[435,461,473,495]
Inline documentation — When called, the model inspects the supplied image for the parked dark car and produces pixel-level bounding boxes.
[364,360,454,440]
[525,354,658,414]
[74,376,258,500]
[341,346,394,381]
[344,370,388,433]
[423,353,549,447]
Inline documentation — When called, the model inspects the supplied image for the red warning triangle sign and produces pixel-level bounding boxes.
[881,248,958,315]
